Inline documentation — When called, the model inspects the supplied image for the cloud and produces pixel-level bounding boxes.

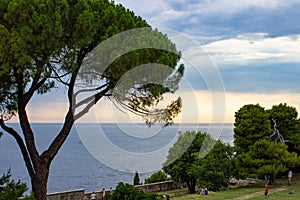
[167,31,300,94]
[115,0,300,43]
[202,34,300,65]
[150,9,189,26]
[184,0,300,16]
[114,0,168,18]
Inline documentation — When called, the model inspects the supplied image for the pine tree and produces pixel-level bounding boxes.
[133,171,141,186]
[0,169,35,200]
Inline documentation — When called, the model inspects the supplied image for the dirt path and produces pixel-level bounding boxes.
[232,186,290,200]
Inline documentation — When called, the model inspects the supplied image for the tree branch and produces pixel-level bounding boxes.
[23,60,50,105]
[15,68,40,171]
[74,87,110,120]
[0,118,35,178]
[73,83,109,110]
[113,97,150,116]
[74,82,109,99]
[41,47,88,163]
[48,63,70,86]
[41,109,75,164]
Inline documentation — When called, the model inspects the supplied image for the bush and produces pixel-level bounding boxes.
[105,182,163,200]
[0,169,35,200]
[145,171,168,184]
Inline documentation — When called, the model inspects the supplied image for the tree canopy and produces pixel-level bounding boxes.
[234,104,272,154]
[235,139,300,184]
[196,140,234,191]
[163,131,233,193]
[0,0,184,199]
[234,103,300,183]
[268,103,300,154]
[163,131,202,193]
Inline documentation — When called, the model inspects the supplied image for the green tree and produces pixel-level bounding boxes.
[163,131,202,194]
[234,104,272,154]
[144,171,168,184]
[0,0,184,199]
[133,171,141,186]
[105,182,162,200]
[268,103,300,154]
[235,139,300,184]
[196,141,234,191]
[163,131,233,193]
[0,169,35,200]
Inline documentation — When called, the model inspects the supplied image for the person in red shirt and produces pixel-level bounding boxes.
[264,183,269,198]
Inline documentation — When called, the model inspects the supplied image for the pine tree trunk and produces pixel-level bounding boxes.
[32,165,49,200]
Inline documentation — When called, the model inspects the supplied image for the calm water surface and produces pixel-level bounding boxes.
[0,123,233,193]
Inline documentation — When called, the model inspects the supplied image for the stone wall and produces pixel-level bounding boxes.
[229,178,265,187]
[135,180,185,193]
[47,181,185,200]
[83,191,111,200]
[47,189,85,200]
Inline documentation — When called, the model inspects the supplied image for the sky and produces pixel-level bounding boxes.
[15,0,300,124]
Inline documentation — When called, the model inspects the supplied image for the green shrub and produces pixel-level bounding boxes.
[145,171,168,184]
[105,182,163,200]
[0,169,35,200]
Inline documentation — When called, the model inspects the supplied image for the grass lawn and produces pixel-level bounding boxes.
[165,187,263,200]
[163,174,300,200]
[249,184,299,200]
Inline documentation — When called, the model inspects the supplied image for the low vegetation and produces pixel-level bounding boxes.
[145,171,168,184]
[0,169,35,200]
[105,182,163,200]
[162,175,300,200]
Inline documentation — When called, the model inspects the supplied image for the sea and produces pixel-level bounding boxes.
[0,123,233,193]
